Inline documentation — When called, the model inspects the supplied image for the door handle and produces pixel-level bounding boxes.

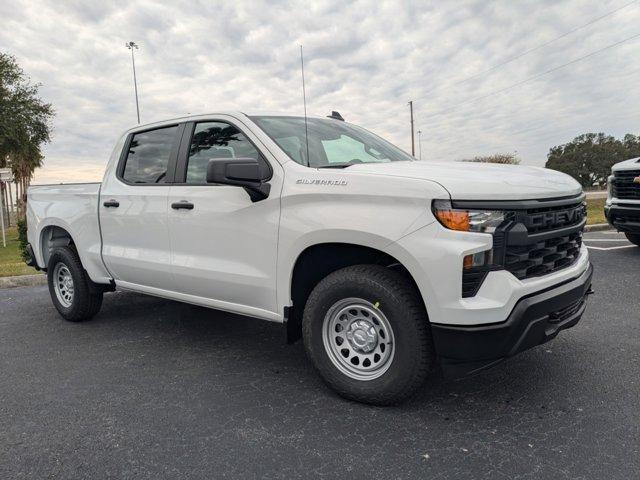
[103,199,120,208]
[171,201,194,210]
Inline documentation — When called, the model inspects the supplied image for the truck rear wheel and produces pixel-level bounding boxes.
[625,233,640,246]
[302,265,435,405]
[47,246,103,322]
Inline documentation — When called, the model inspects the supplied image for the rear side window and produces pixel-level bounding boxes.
[185,121,260,184]
[122,126,179,184]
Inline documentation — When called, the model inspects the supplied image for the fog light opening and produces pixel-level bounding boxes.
[463,250,493,270]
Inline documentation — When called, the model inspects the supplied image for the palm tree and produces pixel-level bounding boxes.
[0,52,53,220]
[9,144,43,219]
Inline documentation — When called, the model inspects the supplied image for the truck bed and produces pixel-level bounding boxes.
[27,183,110,283]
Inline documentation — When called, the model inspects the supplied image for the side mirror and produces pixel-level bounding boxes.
[206,158,271,202]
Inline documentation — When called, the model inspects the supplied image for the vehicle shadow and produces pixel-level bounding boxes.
[93,289,580,417]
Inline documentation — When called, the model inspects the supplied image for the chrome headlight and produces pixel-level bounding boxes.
[432,200,505,233]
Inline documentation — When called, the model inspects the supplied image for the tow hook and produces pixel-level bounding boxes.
[586,287,595,296]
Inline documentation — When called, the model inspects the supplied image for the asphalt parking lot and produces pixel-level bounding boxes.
[1,231,638,480]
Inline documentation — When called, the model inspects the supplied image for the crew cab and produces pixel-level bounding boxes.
[605,157,640,246]
[26,112,593,404]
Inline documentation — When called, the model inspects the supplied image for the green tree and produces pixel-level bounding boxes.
[461,153,521,165]
[545,133,637,188]
[622,133,640,158]
[0,52,54,219]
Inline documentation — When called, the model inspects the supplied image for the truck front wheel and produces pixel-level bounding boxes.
[625,233,640,246]
[47,246,103,322]
[302,265,435,405]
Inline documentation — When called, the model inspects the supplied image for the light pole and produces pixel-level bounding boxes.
[408,100,415,156]
[126,41,141,124]
[418,130,422,160]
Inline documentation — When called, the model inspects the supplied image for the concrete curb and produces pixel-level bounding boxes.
[0,274,47,289]
[584,223,612,233]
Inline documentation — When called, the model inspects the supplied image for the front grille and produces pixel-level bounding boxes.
[455,195,586,297]
[501,200,585,280]
[612,170,640,200]
[454,194,587,298]
[518,202,586,234]
[504,231,583,280]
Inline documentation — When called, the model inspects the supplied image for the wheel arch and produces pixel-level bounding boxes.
[39,224,76,269]
[286,242,426,343]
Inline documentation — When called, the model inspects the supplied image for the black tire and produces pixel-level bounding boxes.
[302,264,435,405]
[625,233,640,246]
[47,246,103,322]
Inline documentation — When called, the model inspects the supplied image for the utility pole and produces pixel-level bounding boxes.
[7,181,13,222]
[2,183,8,228]
[418,130,422,160]
[0,190,5,247]
[408,100,415,156]
[126,41,141,124]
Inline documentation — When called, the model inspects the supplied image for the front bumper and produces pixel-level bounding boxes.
[432,262,593,377]
[605,203,640,233]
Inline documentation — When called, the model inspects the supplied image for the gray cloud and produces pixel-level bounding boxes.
[0,0,638,183]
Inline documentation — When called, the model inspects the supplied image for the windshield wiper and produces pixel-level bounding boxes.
[315,164,354,169]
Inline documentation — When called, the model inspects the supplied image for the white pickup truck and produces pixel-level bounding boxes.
[27,112,593,404]
[605,157,640,246]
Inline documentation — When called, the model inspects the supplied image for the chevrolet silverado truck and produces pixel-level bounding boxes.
[605,157,640,246]
[26,112,593,405]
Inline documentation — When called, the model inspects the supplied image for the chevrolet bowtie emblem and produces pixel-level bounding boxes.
[634,176,640,184]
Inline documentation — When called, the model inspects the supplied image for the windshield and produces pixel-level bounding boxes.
[250,116,415,168]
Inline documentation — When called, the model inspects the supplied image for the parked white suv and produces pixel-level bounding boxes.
[26,112,593,404]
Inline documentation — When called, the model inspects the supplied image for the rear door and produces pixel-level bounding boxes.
[167,117,282,318]
[100,123,184,290]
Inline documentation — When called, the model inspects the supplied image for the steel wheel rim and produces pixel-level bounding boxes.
[322,298,395,381]
[53,263,74,308]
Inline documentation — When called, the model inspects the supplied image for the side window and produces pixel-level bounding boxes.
[186,121,261,184]
[122,125,178,184]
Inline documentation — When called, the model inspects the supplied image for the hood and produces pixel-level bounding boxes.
[611,157,640,172]
[345,161,582,200]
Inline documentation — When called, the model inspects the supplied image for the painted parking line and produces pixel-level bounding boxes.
[583,232,634,250]
[583,230,634,251]
[582,239,629,242]
[586,245,636,251]
[583,232,625,238]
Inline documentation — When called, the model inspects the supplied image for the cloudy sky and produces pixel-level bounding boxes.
[2,0,639,183]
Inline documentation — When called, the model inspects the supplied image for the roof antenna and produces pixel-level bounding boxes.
[300,45,311,167]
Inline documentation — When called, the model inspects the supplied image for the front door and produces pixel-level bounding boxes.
[100,124,183,291]
[167,118,282,318]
